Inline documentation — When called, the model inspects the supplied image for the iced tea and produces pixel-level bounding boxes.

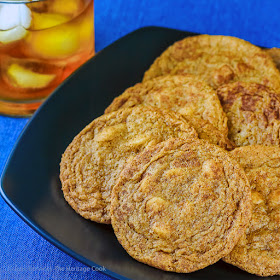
[0,0,94,116]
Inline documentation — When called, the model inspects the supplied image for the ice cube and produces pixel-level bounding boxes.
[0,4,31,30]
[0,4,20,30]
[0,26,27,44]
[0,3,31,43]
[6,63,55,89]
[19,4,32,28]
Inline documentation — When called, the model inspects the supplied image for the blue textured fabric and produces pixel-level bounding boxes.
[1,0,280,279]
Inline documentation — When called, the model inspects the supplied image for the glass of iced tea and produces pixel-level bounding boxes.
[0,0,94,116]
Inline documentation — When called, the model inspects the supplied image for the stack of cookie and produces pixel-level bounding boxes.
[60,35,280,277]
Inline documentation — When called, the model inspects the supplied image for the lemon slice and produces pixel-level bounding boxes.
[26,25,80,59]
[7,63,55,89]
[31,12,70,30]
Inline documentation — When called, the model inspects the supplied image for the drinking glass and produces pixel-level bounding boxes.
[0,0,94,116]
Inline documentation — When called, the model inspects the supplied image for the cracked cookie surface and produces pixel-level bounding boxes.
[217,82,280,147]
[60,106,197,224]
[106,74,231,148]
[111,138,251,272]
[224,145,280,276]
[143,35,280,90]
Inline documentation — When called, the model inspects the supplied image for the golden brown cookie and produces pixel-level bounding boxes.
[266,48,280,70]
[217,82,280,147]
[60,106,197,224]
[111,138,251,273]
[143,35,280,90]
[224,145,280,276]
[106,74,230,148]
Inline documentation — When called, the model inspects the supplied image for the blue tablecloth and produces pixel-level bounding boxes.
[1,0,280,279]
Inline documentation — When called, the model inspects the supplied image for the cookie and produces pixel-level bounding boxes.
[60,106,197,224]
[111,138,251,272]
[217,81,280,147]
[143,35,280,90]
[224,145,280,276]
[184,117,234,150]
[105,74,230,148]
[266,48,280,70]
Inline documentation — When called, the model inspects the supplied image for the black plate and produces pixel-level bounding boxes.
[0,26,276,280]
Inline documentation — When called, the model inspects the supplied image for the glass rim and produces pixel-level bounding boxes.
[0,0,46,3]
